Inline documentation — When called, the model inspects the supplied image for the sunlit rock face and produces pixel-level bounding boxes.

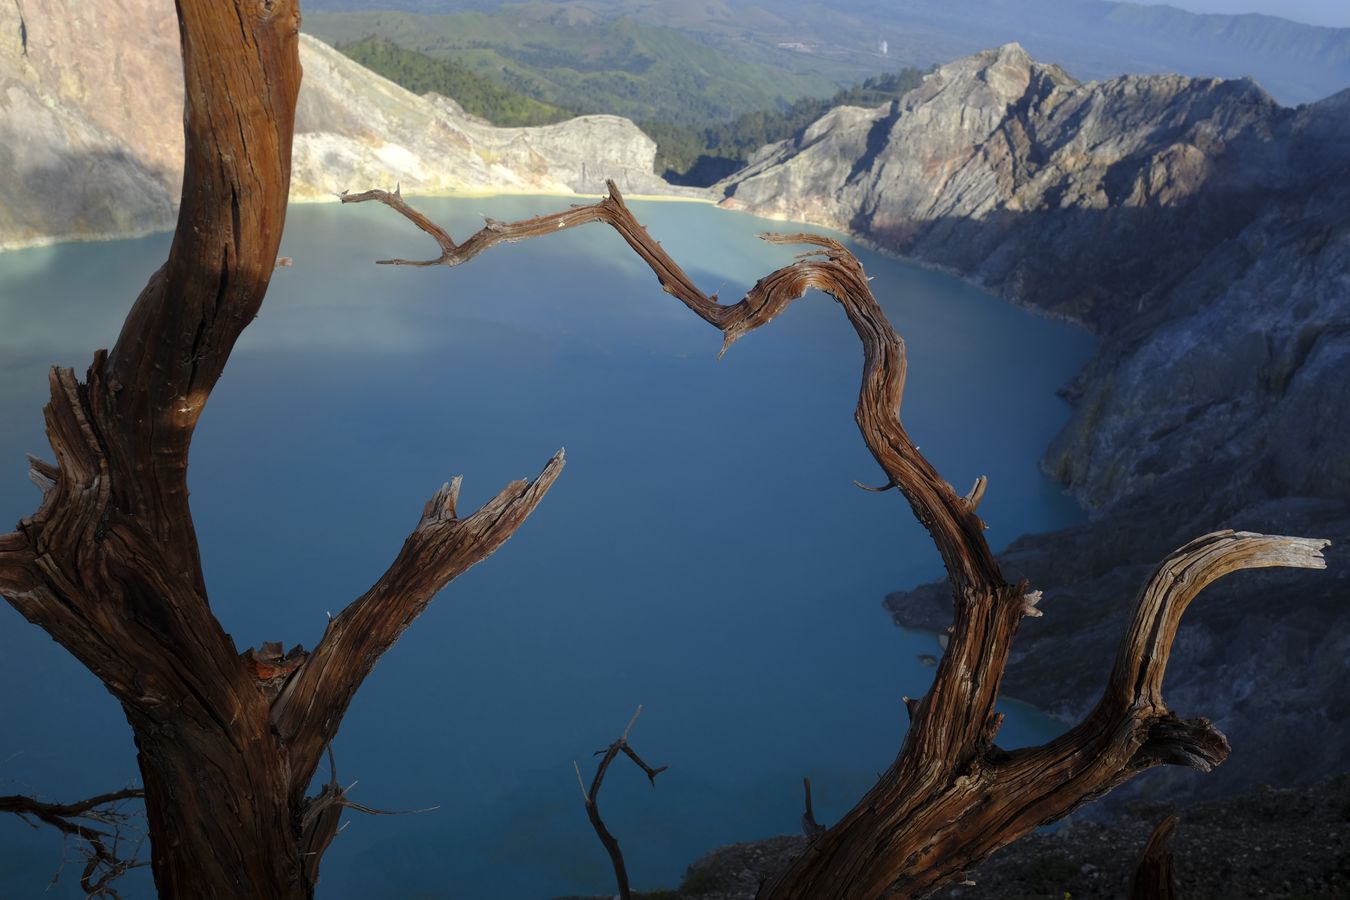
[720,42,1350,512]
[730,42,1350,806]
[290,35,674,200]
[720,42,1298,331]
[0,2,678,251]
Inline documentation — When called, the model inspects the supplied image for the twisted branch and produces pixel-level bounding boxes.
[353,181,1329,898]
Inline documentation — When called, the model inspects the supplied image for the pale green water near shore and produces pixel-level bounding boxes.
[0,197,1095,898]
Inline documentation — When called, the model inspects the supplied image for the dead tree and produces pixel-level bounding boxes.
[344,182,1329,899]
[0,3,561,897]
[0,2,1328,898]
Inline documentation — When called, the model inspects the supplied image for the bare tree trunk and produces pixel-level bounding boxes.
[0,3,562,896]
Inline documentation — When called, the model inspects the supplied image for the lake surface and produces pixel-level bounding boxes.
[0,197,1095,899]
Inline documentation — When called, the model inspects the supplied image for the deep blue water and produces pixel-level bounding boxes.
[0,197,1095,899]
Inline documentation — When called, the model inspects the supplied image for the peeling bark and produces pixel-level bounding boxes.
[350,181,1330,899]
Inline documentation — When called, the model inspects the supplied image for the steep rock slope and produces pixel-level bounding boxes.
[0,0,179,249]
[720,44,1350,803]
[290,35,675,200]
[720,43,1350,511]
[0,1,683,251]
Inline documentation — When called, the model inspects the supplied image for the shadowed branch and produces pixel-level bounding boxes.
[574,706,668,900]
[0,788,147,897]
[1130,815,1180,900]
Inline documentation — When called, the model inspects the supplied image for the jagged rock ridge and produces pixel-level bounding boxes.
[0,0,687,251]
[719,42,1350,512]
[719,43,1350,806]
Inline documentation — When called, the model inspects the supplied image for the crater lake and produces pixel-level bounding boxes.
[0,196,1095,899]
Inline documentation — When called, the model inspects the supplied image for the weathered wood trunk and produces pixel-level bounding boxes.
[133,729,305,898]
[0,2,562,896]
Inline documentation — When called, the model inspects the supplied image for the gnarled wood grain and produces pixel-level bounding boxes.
[0,3,561,897]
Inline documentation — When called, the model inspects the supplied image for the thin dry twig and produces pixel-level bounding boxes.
[0,788,147,897]
[573,705,668,900]
[348,179,1330,899]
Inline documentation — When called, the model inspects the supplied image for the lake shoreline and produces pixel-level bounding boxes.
[0,186,1095,338]
[0,187,719,254]
[0,185,1092,733]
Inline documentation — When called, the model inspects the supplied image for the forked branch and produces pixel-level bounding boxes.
[273,450,566,785]
[573,706,668,900]
[1,4,567,895]
[353,182,1330,898]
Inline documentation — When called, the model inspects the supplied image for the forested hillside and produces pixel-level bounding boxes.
[305,10,843,126]
[328,27,928,184]
[338,37,569,125]
[308,0,1350,104]
[641,69,928,183]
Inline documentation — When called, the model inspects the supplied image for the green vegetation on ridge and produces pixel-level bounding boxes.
[325,22,929,187]
[339,37,570,126]
[306,9,840,126]
[643,68,928,184]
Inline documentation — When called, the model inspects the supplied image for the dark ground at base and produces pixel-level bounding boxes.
[562,774,1350,899]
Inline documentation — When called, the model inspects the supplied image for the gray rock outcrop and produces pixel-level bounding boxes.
[721,43,1350,803]
[719,42,1350,512]
[0,1,689,251]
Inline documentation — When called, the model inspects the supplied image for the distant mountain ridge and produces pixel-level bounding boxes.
[0,0,686,252]
[306,0,1350,105]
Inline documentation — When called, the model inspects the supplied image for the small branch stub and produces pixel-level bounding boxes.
[1130,815,1179,900]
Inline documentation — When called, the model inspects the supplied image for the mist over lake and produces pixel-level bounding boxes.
[0,197,1094,898]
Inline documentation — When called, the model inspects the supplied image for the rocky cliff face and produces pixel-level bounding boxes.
[0,1,684,251]
[290,35,678,201]
[725,44,1350,804]
[720,42,1350,513]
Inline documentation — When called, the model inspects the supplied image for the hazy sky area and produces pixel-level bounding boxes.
[1132,0,1350,27]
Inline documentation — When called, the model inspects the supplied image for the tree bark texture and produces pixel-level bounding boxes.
[0,3,562,897]
[1130,815,1180,900]
[347,181,1330,899]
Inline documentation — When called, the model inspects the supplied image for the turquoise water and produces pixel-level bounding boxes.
[0,197,1095,898]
